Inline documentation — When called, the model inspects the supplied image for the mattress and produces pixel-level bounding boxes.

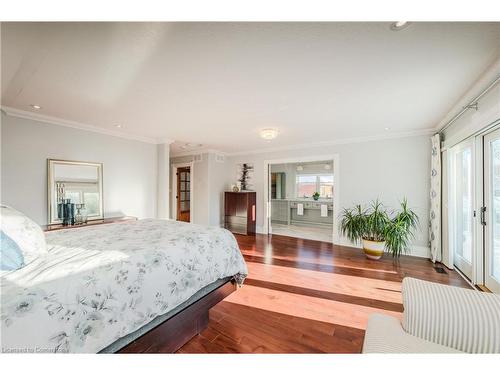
[0,219,247,353]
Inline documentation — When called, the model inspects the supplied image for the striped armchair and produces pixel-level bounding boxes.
[362,277,500,353]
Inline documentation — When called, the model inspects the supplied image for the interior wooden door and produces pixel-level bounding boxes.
[177,167,190,222]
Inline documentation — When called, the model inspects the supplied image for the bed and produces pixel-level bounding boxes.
[0,218,248,353]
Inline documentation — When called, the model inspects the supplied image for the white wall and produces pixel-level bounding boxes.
[227,135,431,257]
[207,153,230,226]
[442,59,500,147]
[1,114,158,225]
[156,143,170,219]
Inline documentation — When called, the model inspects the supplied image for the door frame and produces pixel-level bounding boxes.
[262,154,340,244]
[477,124,500,292]
[448,138,476,280]
[443,119,500,288]
[171,162,194,222]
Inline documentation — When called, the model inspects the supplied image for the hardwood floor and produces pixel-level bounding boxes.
[177,234,470,353]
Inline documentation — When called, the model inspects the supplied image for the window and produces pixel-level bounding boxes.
[319,175,334,197]
[296,174,334,198]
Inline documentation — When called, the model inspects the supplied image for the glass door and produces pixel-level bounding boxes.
[449,141,474,279]
[483,128,500,293]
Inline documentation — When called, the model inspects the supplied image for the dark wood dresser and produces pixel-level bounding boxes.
[224,191,256,235]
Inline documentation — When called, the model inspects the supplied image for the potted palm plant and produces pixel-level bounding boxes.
[339,199,419,259]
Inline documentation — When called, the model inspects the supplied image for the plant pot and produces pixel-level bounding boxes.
[362,239,385,260]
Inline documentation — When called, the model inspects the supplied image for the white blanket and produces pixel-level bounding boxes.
[0,219,247,353]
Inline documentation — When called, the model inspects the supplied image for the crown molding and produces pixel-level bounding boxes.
[2,105,434,154]
[225,128,435,157]
[157,138,175,145]
[170,148,228,158]
[1,105,163,144]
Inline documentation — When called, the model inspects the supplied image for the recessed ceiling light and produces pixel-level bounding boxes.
[30,104,41,110]
[384,127,391,131]
[186,143,203,148]
[324,164,331,170]
[296,165,304,171]
[390,21,411,31]
[115,124,122,128]
[260,128,279,141]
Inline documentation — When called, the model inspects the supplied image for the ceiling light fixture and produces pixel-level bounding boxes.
[390,21,411,31]
[115,124,122,128]
[30,104,41,110]
[260,128,279,141]
[384,127,391,131]
[296,165,304,171]
[324,164,331,170]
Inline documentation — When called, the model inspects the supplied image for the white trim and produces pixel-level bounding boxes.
[480,126,500,293]
[1,106,174,145]
[171,162,194,223]
[170,129,433,158]
[337,238,431,259]
[448,139,476,280]
[170,148,228,158]
[262,154,340,245]
[3,105,433,153]
[473,133,485,286]
[441,150,452,268]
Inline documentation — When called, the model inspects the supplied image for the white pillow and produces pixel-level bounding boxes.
[0,205,47,265]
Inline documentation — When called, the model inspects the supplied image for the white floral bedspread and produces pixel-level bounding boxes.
[0,219,247,353]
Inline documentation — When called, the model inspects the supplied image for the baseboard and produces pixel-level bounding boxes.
[256,226,430,258]
[337,239,430,259]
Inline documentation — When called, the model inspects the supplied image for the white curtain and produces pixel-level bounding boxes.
[429,134,442,262]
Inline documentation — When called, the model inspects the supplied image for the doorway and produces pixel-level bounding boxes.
[175,166,191,223]
[263,155,340,244]
[448,122,500,292]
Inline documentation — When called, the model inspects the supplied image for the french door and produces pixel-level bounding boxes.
[449,124,500,292]
[449,141,474,279]
[483,128,500,293]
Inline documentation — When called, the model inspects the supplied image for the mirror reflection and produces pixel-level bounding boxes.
[48,159,103,224]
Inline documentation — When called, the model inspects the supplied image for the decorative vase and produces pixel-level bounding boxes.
[362,239,385,260]
[62,199,75,226]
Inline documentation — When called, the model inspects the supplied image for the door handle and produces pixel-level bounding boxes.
[480,206,487,226]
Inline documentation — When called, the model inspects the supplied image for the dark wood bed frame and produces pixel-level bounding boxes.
[117,280,237,353]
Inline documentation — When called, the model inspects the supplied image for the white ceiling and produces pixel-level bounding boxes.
[2,22,499,155]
